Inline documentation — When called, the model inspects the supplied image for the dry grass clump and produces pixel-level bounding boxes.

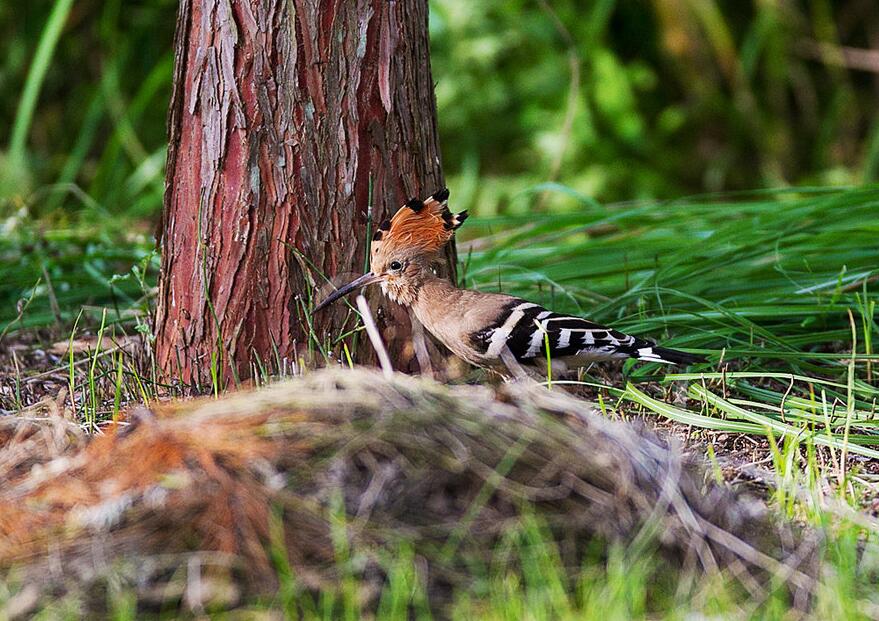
[0,369,819,615]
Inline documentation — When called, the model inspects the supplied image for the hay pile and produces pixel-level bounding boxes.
[0,369,818,615]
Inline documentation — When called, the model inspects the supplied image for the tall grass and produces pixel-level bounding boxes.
[462,185,879,458]
[7,0,74,173]
[0,1,174,213]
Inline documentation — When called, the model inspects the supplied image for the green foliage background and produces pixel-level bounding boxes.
[2,0,879,219]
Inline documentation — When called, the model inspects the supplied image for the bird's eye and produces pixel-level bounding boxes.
[389,260,403,271]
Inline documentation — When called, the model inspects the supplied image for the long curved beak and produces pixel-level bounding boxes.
[313,272,382,312]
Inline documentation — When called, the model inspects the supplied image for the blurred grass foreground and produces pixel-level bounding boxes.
[0,369,820,617]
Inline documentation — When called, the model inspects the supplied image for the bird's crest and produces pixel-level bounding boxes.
[372,188,467,255]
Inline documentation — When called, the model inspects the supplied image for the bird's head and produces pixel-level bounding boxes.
[314,188,467,311]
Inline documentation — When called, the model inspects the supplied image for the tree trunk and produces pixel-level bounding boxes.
[155,0,451,389]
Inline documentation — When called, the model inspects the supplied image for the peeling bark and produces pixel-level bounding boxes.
[155,0,449,388]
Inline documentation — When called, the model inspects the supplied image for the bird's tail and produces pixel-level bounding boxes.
[635,345,707,365]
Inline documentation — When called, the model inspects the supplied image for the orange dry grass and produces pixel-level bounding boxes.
[0,398,296,568]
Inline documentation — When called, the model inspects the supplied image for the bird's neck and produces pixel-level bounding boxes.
[410,274,463,325]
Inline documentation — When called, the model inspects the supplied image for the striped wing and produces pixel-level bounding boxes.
[469,300,701,366]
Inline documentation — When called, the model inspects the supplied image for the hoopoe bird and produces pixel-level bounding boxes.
[314,189,706,375]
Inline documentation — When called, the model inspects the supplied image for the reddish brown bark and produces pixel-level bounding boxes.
[155,0,451,388]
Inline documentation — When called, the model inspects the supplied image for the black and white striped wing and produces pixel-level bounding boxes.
[469,300,702,366]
